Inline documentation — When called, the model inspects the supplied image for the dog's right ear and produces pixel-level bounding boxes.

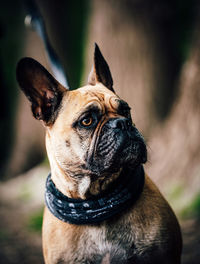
[16,57,67,126]
[88,43,114,92]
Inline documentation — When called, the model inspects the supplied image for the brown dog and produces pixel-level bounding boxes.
[16,44,182,264]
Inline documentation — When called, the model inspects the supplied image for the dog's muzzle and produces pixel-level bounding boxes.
[87,117,147,175]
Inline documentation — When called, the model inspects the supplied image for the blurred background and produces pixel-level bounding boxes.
[0,0,200,263]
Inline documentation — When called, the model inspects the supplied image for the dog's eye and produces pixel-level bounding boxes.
[81,116,93,127]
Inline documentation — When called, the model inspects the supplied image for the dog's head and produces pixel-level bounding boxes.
[16,44,147,196]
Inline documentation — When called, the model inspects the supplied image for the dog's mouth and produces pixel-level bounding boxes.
[86,118,147,175]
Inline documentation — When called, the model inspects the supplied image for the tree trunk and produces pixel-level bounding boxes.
[83,0,192,134]
[147,16,200,194]
[84,0,200,197]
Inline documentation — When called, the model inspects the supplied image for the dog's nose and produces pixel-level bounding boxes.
[106,118,132,130]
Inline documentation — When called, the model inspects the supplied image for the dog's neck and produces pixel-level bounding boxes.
[50,163,121,199]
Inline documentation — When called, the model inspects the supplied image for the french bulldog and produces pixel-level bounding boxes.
[16,44,182,264]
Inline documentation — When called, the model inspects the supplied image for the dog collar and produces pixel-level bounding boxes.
[45,165,145,225]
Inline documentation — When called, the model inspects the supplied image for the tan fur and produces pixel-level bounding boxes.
[42,83,182,264]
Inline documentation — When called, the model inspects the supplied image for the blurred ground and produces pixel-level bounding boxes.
[0,166,47,264]
[0,165,199,264]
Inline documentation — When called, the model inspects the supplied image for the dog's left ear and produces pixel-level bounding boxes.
[88,43,114,92]
[16,57,67,126]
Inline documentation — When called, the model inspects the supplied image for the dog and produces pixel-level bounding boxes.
[16,44,182,264]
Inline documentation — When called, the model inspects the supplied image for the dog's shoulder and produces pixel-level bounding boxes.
[125,173,182,262]
[128,173,182,241]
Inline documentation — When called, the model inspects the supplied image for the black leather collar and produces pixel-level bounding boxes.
[45,165,145,225]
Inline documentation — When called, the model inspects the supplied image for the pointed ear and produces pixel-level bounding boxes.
[88,43,114,92]
[16,57,67,125]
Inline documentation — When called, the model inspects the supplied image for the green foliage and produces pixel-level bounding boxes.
[167,184,184,201]
[181,193,200,219]
[27,208,44,233]
[41,156,50,166]
[0,0,25,177]
[165,183,200,220]
[54,0,91,90]
[18,184,32,202]
[0,229,9,240]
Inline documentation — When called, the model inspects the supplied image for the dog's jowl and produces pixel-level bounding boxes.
[16,44,182,264]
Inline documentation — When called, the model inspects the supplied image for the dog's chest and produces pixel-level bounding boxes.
[43,207,136,264]
[43,205,163,264]
[65,225,132,263]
